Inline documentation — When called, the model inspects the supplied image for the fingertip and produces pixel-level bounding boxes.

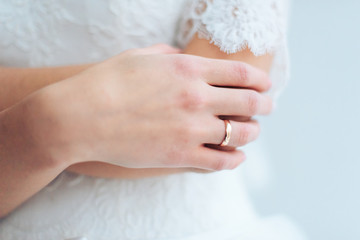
[242,151,247,162]
[265,95,274,115]
[258,94,273,116]
[257,70,272,92]
[237,149,247,163]
[265,75,272,92]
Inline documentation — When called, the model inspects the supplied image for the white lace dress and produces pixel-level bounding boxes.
[0,1,306,239]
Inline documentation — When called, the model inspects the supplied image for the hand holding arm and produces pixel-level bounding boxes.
[0,44,272,216]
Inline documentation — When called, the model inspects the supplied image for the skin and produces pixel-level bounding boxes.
[0,64,91,111]
[0,38,272,217]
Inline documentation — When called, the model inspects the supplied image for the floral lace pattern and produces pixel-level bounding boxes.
[177,0,288,55]
[0,1,304,240]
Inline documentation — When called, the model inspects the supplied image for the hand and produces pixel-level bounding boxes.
[31,44,272,171]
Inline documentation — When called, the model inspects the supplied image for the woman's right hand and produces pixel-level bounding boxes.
[29,44,272,171]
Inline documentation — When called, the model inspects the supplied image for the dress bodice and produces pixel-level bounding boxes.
[0,0,186,67]
[0,1,306,239]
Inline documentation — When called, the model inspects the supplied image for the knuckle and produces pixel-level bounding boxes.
[177,88,206,111]
[235,62,249,86]
[246,91,260,115]
[172,56,199,78]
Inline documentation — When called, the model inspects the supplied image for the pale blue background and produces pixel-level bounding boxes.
[254,1,360,239]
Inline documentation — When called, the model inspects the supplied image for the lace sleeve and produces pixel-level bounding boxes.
[176,0,290,99]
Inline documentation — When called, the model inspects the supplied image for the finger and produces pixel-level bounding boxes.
[140,44,181,55]
[187,146,246,171]
[207,87,273,116]
[200,58,271,92]
[204,119,260,147]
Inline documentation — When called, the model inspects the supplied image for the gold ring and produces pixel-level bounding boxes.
[219,119,232,146]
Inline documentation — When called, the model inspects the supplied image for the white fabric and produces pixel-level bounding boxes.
[0,0,306,239]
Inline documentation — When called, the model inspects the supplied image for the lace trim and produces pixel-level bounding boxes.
[177,0,288,56]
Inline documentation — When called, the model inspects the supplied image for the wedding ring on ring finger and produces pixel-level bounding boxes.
[219,120,232,146]
[216,119,260,147]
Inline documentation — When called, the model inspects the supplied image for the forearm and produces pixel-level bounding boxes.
[0,93,71,218]
[0,64,91,111]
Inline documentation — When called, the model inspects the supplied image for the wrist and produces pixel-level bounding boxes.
[0,101,65,176]
[19,86,82,169]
